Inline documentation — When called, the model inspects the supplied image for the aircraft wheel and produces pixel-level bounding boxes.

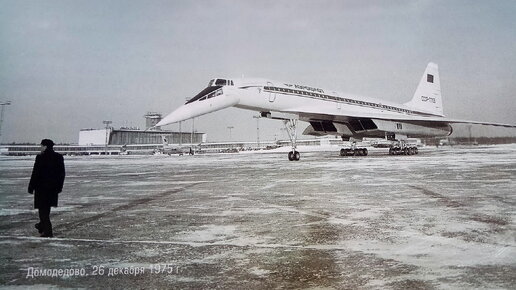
[288,151,300,161]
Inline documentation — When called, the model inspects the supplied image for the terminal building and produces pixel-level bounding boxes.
[78,127,205,146]
[4,113,206,155]
[78,112,206,146]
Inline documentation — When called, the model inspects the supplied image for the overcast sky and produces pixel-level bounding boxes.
[1,0,515,143]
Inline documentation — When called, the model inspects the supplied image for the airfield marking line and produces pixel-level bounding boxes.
[0,235,312,249]
[5,235,513,251]
[55,183,202,232]
[0,235,382,251]
[409,185,513,226]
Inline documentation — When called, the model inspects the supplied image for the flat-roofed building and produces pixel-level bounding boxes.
[79,128,205,146]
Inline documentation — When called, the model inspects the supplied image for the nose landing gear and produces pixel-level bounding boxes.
[285,119,300,161]
[288,150,300,161]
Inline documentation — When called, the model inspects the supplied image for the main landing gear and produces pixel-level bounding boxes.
[340,148,368,156]
[340,138,368,157]
[285,119,300,161]
[389,141,418,155]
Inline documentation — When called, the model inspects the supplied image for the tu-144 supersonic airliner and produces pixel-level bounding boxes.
[156,63,515,161]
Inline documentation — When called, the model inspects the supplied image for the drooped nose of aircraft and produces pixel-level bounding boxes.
[156,90,239,127]
[155,105,196,127]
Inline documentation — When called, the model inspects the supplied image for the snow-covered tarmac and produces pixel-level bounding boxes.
[0,145,515,289]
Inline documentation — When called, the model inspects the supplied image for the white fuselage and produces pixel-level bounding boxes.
[157,78,452,139]
[230,79,433,118]
[157,64,515,144]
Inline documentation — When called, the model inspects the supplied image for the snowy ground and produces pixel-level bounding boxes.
[0,145,515,289]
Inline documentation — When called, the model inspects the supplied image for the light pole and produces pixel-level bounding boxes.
[102,120,112,155]
[252,115,260,149]
[191,118,195,145]
[0,101,11,143]
[227,126,234,141]
[190,118,195,154]
[182,97,189,147]
[179,121,182,145]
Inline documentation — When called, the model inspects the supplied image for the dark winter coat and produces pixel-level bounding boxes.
[28,149,65,208]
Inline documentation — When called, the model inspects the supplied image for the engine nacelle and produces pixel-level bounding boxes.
[373,119,452,138]
[303,121,354,137]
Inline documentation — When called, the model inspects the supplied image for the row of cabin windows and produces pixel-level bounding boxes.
[264,86,411,114]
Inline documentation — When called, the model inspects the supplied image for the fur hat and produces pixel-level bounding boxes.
[40,139,55,147]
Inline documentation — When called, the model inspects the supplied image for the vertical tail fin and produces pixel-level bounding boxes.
[404,62,444,116]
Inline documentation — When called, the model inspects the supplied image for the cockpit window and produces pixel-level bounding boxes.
[186,85,223,104]
[215,79,227,86]
[209,79,233,87]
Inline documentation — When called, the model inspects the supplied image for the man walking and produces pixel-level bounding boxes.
[28,139,65,237]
